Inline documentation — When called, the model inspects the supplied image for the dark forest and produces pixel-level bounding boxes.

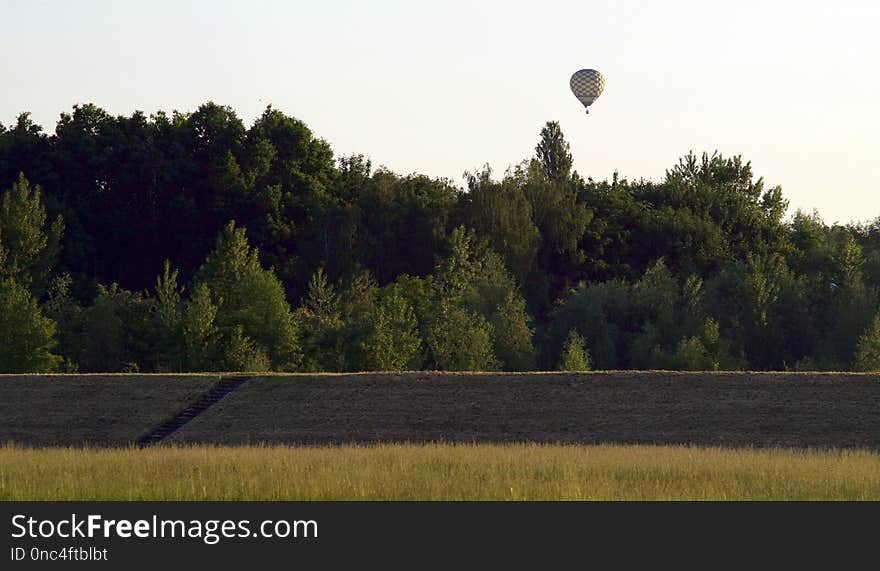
[2,102,879,373]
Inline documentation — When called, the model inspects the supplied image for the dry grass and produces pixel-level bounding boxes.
[2,443,879,500]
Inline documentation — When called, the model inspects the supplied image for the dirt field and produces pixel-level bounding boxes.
[168,372,880,449]
[2,372,879,449]
[0,374,217,446]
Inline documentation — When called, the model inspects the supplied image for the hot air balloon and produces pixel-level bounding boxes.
[570,69,605,114]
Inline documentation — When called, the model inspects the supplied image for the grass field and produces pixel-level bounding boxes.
[2,443,879,500]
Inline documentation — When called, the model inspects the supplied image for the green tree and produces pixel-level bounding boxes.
[558,329,591,371]
[384,274,436,350]
[535,121,572,185]
[197,221,301,370]
[645,151,790,275]
[649,319,735,371]
[73,289,123,372]
[545,279,630,370]
[436,226,535,370]
[488,292,536,371]
[347,171,458,287]
[181,282,220,371]
[854,314,880,371]
[304,267,340,325]
[516,136,592,298]
[220,325,271,372]
[244,105,338,298]
[42,273,82,372]
[335,271,382,370]
[786,210,833,277]
[834,234,865,286]
[652,336,714,371]
[0,277,61,372]
[295,266,343,371]
[0,173,64,294]
[425,300,498,371]
[154,260,184,371]
[363,290,422,371]
[74,284,156,372]
[460,165,540,282]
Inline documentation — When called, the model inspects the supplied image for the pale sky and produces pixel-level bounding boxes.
[2,0,878,224]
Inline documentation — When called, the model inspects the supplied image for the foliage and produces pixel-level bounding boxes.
[435,226,535,370]
[363,290,422,371]
[181,283,220,371]
[73,284,155,372]
[425,300,499,371]
[854,314,880,372]
[197,221,300,370]
[2,102,879,372]
[459,165,539,282]
[0,173,64,295]
[0,277,61,372]
[558,330,591,371]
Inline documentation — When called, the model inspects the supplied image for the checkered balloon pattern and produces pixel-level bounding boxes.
[570,69,605,108]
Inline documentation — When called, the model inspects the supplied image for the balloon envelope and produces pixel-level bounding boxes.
[570,69,605,109]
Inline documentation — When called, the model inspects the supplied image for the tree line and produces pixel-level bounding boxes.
[2,102,880,373]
